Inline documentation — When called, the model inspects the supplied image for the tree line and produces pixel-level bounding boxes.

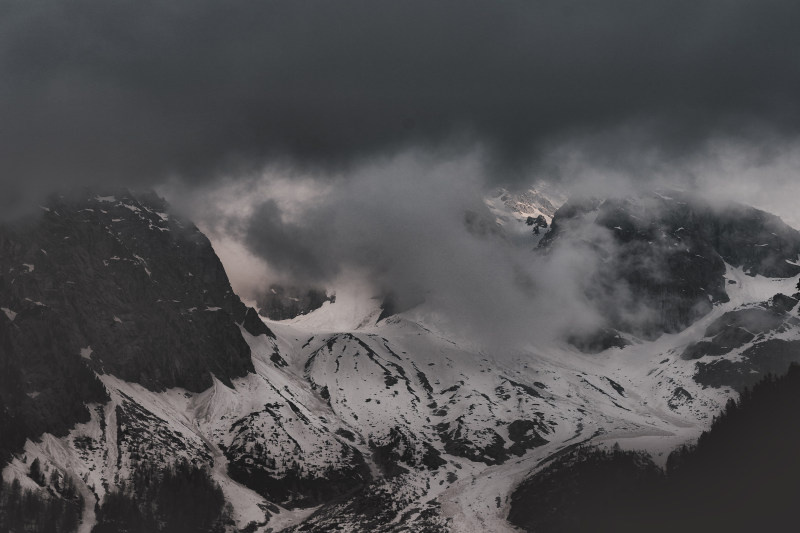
[510,362,800,532]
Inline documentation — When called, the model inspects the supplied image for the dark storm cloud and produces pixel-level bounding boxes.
[2,0,800,206]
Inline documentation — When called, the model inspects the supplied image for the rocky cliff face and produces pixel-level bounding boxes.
[540,190,800,344]
[686,292,800,391]
[0,190,272,460]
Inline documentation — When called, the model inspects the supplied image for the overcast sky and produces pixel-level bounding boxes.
[2,1,799,195]
[3,1,800,342]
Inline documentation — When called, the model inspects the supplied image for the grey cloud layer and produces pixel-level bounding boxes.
[2,0,800,203]
[202,153,606,346]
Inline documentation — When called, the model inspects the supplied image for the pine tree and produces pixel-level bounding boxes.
[29,458,44,486]
[49,469,60,491]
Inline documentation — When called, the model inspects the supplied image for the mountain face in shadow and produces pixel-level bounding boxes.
[0,190,272,463]
[541,191,800,346]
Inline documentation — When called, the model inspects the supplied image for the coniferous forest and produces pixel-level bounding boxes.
[0,460,229,533]
[509,363,800,532]
[92,460,231,533]
[0,472,82,533]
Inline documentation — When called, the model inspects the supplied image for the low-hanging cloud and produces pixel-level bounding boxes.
[166,140,800,349]
[170,151,615,347]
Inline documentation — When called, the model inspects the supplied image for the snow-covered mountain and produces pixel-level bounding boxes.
[3,188,800,532]
[483,185,566,247]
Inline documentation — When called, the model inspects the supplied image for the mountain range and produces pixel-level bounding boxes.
[2,186,800,532]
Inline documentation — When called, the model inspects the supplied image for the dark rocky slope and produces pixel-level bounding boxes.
[686,291,800,390]
[0,190,271,463]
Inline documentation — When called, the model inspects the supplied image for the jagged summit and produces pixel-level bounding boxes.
[542,189,800,276]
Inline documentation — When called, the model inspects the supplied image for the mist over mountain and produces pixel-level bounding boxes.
[539,190,800,347]
[3,1,800,531]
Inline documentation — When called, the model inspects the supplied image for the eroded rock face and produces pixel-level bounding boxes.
[566,328,630,354]
[257,284,333,321]
[225,403,372,507]
[0,190,272,458]
[685,294,800,391]
[540,191,800,344]
[694,339,800,391]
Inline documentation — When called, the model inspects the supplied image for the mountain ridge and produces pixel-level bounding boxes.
[2,187,800,532]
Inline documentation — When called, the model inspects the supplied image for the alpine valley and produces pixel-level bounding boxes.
[2,186,800,533]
